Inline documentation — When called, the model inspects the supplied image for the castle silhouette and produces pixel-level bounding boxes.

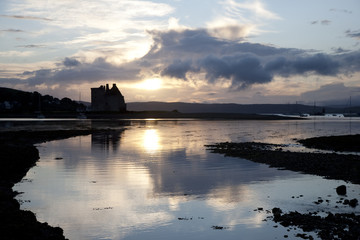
[91,84,126,112]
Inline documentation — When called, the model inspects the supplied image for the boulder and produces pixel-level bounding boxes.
[336,185,346,195]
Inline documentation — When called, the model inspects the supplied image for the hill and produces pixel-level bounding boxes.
[1,87,359,116]
[127,101,359,115]
[0,87,85,114]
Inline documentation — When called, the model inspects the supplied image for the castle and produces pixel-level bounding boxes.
[91,84,126,112]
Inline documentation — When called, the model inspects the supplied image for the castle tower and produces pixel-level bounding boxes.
[91,84,126,112]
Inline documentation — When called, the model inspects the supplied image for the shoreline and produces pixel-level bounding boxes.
[0,111,303,120]
[206,135,360,239]
[206,139,360,184]
[1,129,359,239]
[0,129,121,240]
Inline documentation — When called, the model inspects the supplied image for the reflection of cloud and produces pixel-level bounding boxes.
[206,185,251,211]
[21,133,173,239]
[148,150,295,198]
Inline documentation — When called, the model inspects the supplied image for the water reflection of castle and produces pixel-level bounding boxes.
[91,130,124,153]
[91,83,126,112]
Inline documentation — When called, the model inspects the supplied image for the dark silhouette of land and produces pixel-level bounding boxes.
[2,87,359,119]
[86,111,301,120]
[0,87,86,115]
[127,101,360,115]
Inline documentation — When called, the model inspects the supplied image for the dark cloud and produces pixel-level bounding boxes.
[146,29,359,90]
[12,57,140,87]
[310,20,331,25]
[0,77,23,85]
[0,14,52,21]
[0,28,24,33]
[321,20,331,25]
[209,25,249,41]
[146,29,225,58]
[332,47,350,54]
[341,51,360,72]
[161,60,195,80]
[3,28,360,93]
[265,54,340,76]
[63,57,81,67]
[16,44,45,48]
[329,8,352,14]
[346,30,360,40]
[199,54,272,89]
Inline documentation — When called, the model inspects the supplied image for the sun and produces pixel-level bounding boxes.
[137,78,162,90]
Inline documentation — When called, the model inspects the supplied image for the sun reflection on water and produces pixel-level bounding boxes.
[143,129,161,153]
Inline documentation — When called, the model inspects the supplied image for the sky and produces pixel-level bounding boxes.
[1,0,360,105]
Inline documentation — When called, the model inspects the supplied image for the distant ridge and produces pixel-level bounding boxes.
[128,101,360,115]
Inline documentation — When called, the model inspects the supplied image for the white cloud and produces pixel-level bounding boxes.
[206,0,281,40]
[8,0,173,30]
[0,50,33,57]
[224,0,281,20]
[5,0,174,63]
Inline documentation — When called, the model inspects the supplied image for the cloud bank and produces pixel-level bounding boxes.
[2,28,360,94]
[144,29,360,89]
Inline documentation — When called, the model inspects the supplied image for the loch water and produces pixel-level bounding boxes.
[8,118,360,240]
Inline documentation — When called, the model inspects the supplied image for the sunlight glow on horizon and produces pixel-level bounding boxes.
[135,78,163,91]
[1,0,360,105]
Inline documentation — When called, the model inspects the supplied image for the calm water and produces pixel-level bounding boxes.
[10,119,360,240]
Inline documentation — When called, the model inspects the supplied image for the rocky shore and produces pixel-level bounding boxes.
[298,134,360,152]
[0,129,114,240]
[206,134,360,239]
[206,141,360,184]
